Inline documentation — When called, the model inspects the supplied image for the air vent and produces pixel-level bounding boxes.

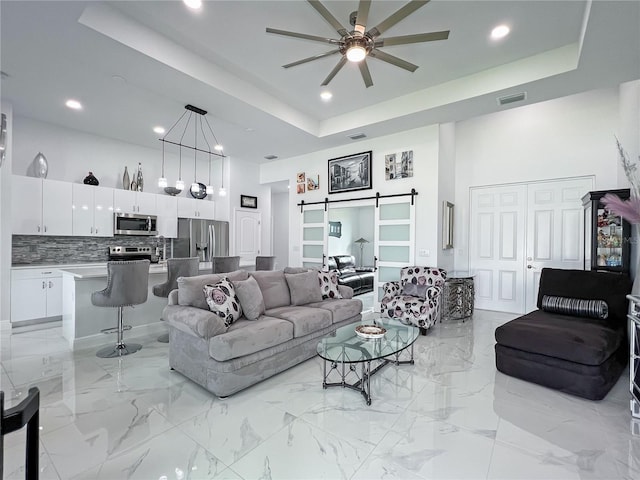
[347,132,367,140]
[264,154,278,160]
[497,92,527,106]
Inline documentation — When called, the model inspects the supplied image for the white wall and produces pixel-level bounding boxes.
[271,191,289,268]
[453,87,621,270]
[261,125,440,268]
[0,102,13,323]
[437,122,456,272]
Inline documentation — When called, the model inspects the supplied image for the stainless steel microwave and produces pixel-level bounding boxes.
[114,213,158,236]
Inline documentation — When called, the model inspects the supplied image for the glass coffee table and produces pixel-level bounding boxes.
[316,318,419,405]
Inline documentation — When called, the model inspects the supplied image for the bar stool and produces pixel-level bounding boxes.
[255,256,276,271]
[92,260,150,358]
[212,256,240,273]
[152,257,199,343]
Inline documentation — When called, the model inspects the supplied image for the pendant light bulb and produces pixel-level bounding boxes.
[219,186,227,196]
[190,182,199,193]
[158,177,168,188]
[206,184,214,195]
[175,179,185,191]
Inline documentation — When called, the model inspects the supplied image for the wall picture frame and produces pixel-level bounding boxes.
[328,151,372,194]
[307,175,319,191]
[296,172,305,183]
[240,195,258,209]
[385,150,414,180]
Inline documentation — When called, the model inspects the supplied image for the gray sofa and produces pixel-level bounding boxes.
[163,268,363,397]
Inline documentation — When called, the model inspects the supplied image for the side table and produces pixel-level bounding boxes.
[627,294,640,429]
[443,271,475,322]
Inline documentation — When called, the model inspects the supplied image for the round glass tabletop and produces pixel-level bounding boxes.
[317,318,419,364]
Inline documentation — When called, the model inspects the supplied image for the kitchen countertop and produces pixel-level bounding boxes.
[12,260,254,274]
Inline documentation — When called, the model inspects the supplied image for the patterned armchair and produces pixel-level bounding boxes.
[380,266,447,333]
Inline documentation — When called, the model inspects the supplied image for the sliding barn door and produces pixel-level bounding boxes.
[374,197,416,309]
[300,205,328,269]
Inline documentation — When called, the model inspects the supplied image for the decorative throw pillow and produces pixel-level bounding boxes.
[285,270,323,305]
[203,278,243,327]
[233,276,265,321]
[318,270,343,300]
[541,295,608,319]
[402,283,429,299]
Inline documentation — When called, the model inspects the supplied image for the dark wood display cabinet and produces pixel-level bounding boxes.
[582,189,631,273]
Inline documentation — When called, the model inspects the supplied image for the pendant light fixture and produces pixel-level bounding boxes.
[158,104,226,193]
[219,157,227,197]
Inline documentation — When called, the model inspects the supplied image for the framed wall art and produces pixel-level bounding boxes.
[328,151,372,194]
[240,195,258,208]
[385,150,414,180]
[297,172,305,184]
[297,183,306,194]
[307,175,319,191]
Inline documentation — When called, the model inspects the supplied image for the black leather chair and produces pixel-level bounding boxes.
[328,255,374,295]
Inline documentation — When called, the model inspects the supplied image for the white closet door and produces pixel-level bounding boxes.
[524,177,593,312]
[374,197,416,309]
[235,209,261,265]
[470,185,527,313]
[300,205,327,269]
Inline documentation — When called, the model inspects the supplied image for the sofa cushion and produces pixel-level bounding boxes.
[541,295,608,319]
[495,310,623,366]
[208,316,294,362]
[178,270,248,310]
[251,270,291,309]
[285,270,323,305]
[233,276,265,321]
[318,270,343,300]
[306,298,363,323]
[203,279,242,328]
[265,306,332,337]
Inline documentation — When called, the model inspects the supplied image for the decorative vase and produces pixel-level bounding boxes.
[123,166,130,190]
[136,162,144,192]
[83,172,99,186]
[32,152,48,178]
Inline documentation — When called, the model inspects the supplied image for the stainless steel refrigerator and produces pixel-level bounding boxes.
[174,219,229,262]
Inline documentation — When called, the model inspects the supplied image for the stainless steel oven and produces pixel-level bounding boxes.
[114,213,157,236]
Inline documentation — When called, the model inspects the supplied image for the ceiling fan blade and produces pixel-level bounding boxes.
[369,49,418,72]
[358,60,373,88]
[376,31,449,47]
[354,0,372,34]
[307,1,349,37]
[283,50,341,68]
[266,28,340,45]
[321,56,347,86]
[368,0,430,39]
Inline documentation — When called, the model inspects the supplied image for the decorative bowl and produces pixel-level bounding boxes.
[355,324,386,339]
[164,187,182,196]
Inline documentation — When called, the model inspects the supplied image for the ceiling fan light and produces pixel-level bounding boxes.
[346,45,367,62]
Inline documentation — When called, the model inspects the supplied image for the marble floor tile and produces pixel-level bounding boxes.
[2,308,638,480]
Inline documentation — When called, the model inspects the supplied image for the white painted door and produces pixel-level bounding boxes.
[374,197,416,309]
[235,209,261,266]
[470,185,527,313]
[42,179,72,236]
[524,178,593,311]
[300,205,327,269]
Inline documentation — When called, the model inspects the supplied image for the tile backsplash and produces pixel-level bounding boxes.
[12,235,160,265]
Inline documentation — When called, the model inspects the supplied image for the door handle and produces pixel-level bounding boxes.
[42,281,46,289]
[48,281,53,288]
[44,226,47,233]
[37,225,41,233]
[91,227,94,234]
[527,265,534,269]
[374,256,378,272]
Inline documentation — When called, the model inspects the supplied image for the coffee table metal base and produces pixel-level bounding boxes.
[321,343,414,405]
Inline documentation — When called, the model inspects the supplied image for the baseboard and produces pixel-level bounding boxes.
[72,322,168,351]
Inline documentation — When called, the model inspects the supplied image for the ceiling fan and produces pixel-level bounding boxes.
[266,0,450,88]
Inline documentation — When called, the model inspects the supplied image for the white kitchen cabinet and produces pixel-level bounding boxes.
[177,197,215,219]
[11,176,72,235]
[72,184,114,236]
[156,195,178,238]
[11,269,63,323]
[113,189,157,215]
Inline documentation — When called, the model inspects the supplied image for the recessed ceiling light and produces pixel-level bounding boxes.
[65,99,82,110]
[491,25,510,40]
[153,126,165,135]
[320,91,333,101]
[183,0,202,10]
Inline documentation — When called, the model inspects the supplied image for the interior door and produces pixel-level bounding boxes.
[524,177,594,311]
[470,185,527,313]
[374,197,416,309]
[235,209,261,265]
[300,205,327,269]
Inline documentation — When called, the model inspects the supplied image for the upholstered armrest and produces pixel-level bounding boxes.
[425,285,442,300]
[163,305,227,339]
[380,282,401,304]
[338,284,354,299]
[167,289,178,305]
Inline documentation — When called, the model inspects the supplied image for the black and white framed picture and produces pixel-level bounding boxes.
[240,195,257,208]
[385,150,414,180]
[328,151,372,194]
